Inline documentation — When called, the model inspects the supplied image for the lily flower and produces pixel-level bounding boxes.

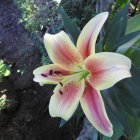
[33,12,131,137]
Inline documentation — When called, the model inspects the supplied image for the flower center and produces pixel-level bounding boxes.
[78,70,90,80]
[71,68,90,81]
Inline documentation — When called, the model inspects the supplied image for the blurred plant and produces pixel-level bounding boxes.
[110,0,140,20]
[0,60,11,82]
[60,0,97,29]
[14,0,62,65]
[110,0,130,20]
[14,0,63,35]
[0,94,10,110]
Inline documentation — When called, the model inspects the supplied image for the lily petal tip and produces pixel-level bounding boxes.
[109,125,113,137]
[101,12,109,19]
[103,11,109,16]
[108,129,113,137]
[102,124,113,137]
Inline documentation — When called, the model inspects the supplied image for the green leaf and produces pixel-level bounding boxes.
[72,104,84,124]
[96,39,103,53]
[127,115,140,140]
[115,65,140,121]
[110,0,130,21]
[103,4,129,51]
[125,39,140,68]
[101,66,140,135]
[120,65,140,105]
[126,13,140,34]
[3,69,10,76]
[0,60,3,66]
[116,32,140,54]
[60,7,81,44]
[103,21,122,51]
[102,89,130,133]
[0,64,7,73]
[101,94,124,140]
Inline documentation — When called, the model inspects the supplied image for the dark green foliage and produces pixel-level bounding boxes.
[14,0,63,35]
[102,65,140,139]
[103,4,129,52]
[110,0,130,20]
[127,115,140,140]
[125,39,140,68]
[102,89,130,133]
[60,0,96,29]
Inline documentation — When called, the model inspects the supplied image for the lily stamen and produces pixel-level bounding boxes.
[41,73,48,77]
[54,71,62,74]
[59,90,63,95]
[59,82,63,87]
[49,70,53,75]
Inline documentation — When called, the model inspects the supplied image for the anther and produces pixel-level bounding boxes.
[49,70,53,75]
[59,82,63,87]
[54,71,61,74]
[59,90,63,95]
[41,73,48,77]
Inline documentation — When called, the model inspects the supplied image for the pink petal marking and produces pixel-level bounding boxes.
[77,12,108,59]
[49,79,85,121]
[44,31,83,71]
[84,52,131,90]
[80,82,113,137]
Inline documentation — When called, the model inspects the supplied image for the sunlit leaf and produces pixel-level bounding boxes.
[125,39,140,68]
[127,115,140,140]
[126,13,140,34]
[116,32,140,54]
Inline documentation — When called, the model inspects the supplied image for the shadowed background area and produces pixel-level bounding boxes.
[0,0,82,139]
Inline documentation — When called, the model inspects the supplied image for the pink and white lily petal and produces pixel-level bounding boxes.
[80,82,113,137]
[77,12,108,59]
[84,52,131,90]
[44,31,83,71]
[49,79,85,121]
[33,64,71,85]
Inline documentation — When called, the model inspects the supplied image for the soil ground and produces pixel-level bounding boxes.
[0,0,82,140]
